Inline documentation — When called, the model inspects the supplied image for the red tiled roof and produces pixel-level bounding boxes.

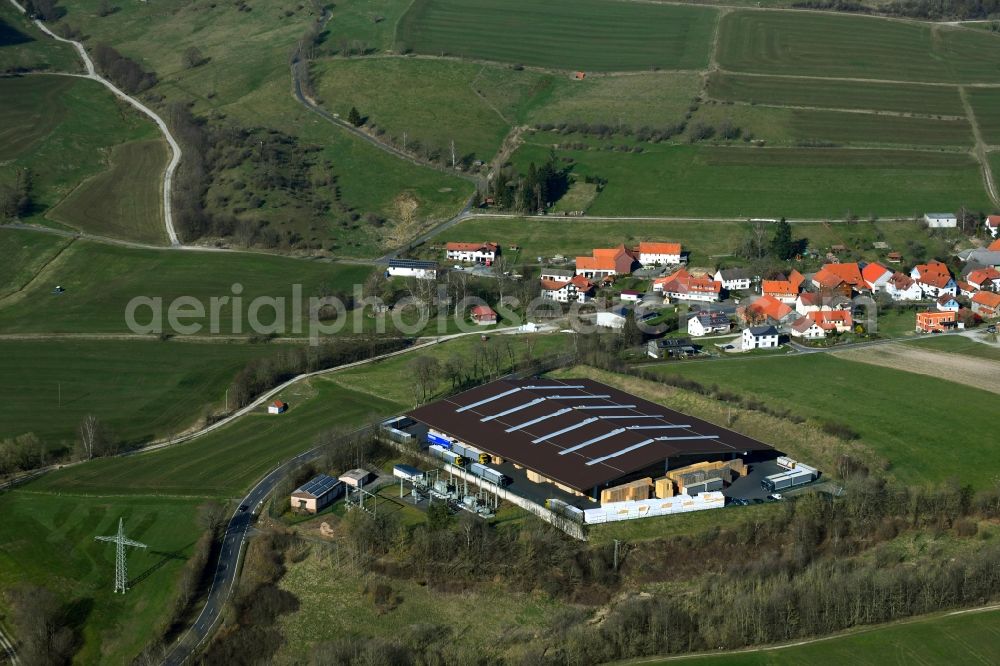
[913,260,953,289]
[986,215,1000,228]
[762,279,798,296]
[273,400,286,408]
[888,272,915,290]
[447,241,498,252]
[745,295,792,321]
[637,241,681,255]
[814,263,865,289]
[540,279,568,291]
[471,305,496,317]
[972,291,1000,308]
[861,262,890,285]
[990,239,1000,252]
[968,267,1000,286]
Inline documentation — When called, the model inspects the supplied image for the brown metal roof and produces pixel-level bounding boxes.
[407,378,773,493]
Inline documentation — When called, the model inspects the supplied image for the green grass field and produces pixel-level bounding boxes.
[0,339,291,448]
[645,608,1000,666]
[642,354,1000,487]
[0,491,205,664]
[312,57,515,161]
[512,139,990,218]
[717,11,1000,83]
[0,228,71,298]
[967,87,1000,145]
[0,75,160,223]
[436,216,953,268]
[0,1,80,73]
[706,72,966,116]
[48,139,169,244]
[0,236,373,334]
[396,0,717,71]
[907,334,1000,361]
[27,376,403,497]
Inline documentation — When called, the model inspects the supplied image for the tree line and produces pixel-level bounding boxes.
[794,0,1000,18]
[476,152,569,213]
[91,43,157,94]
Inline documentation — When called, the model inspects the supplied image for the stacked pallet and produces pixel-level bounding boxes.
[659,459,746,496]
[600,477,653,504]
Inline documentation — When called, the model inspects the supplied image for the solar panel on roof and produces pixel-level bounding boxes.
[296,474,339,496]
[456,387,522,412]
[546,394,611,400]
[558,428,627,455]
[504,408,573,433]
[480,397,546,422]
[531,417,599,444]
[572,404,637,410]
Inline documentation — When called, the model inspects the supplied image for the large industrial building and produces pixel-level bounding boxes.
[407,378,776,502]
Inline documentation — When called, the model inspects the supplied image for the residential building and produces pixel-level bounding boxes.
[884,272,923,301]
[911,260,957,297]
[812,263,866,295]
[936,294,960,312]
[620,289,643,303]
[647,337,698,359]
[790,316,826,339]
[972,291,1000,318]
[471,304,498,324]
[386,258,438,280]
[991,240,1000,252]
[688,310,732,337]
[956,280,977,297]
[446,241,499,264]
[742,325,780,350]
[808,310,853,333]
[596,306,629,329]
[714,268,752,291]
[985,215,1000,238]
[539,268,574,282]
[915,310,956,333]
[653,269,721,302]
[967,267,1000,291]
[290,474,343,514]
[761,270,804,303]
[540,275,594,303]
[793,292,850,316]
[576,245,639,278]
[924,213,958,228]
[861,262,893,292]
[268,400,288,415]
[637,241,682,266]
[741,295,794,324]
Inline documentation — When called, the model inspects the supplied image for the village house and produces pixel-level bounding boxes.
[653,269,722,302]
[794,291,851,316]
[386,258,438,280]
[956,280,977,298]
[861,262,893,292]
[540,275,595,304]
[966,267,1000,291]
[714,267,753,291]
[986,215,1000,238]
[936,294,961,312]
[972,291,1000,319]
[809,310,853,333]
[471,304,498,325]
[687,310,732,337]
[636,241,682,266]
[446,241,499,265]
[911,260,957,298]
[540,268,574,282]
[576,245,639,279]
[268,400,288,415]
[620,289,643,303]
[761,270,804,303]
[790,316,826,339]
[596,305,629,329]
[811,263,866,296]
[915,310,957,333]
[742,325,780,350]
[647,337,699,359]
[924,213,958,228]
[741,295,794,325]
[884,272,923,301]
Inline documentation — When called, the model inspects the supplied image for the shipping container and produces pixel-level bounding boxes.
[685,477,724,496]
[429,444,464,467]
[468,462,509,487]
[427,431,452,448]
[761,467,815,492]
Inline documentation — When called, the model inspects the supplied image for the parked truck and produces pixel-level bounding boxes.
[429,444,465,467]
[469,462,509,487]
[761,466,816,492]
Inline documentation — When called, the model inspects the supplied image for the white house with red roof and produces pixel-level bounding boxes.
[653,269,721,302]
[471,304,498,324]
[972,291,1000,318]
[861,262,892,292]
[884,272,923,301]
[268,400,288,415]
[540,275,594,303]
[636,241,682,266]
[790,316,826,339]
[986,215,1000,238]
[812,263,867,295]
[910,260,957,298]
[446,241,499,264]
[809,310,853,333]
[936,294,960,312]
[967,267,1000,291]
[761,270,804,303]
[575,245,639,278]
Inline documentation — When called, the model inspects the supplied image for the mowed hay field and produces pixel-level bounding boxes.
[28,376,403,497]
[0,75,162,229]
[48,139,168,244]
[0,235,373,334]
[656,608,1000,666]
[717,11,1000,83]
[0,339,292,448]
[396,0,717,71]
[0,228,71,298]
[967,87,1000,145]
[0,491,206,664]
[512,141,990,218]
[642,354,1000,487]
[706,72,966,116]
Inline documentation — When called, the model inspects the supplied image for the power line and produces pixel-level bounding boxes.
[94,517,148,594]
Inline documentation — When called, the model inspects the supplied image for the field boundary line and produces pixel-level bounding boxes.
[706,98,968,121]
[715,68,1000,88]
[0,237,76,308]
[6,0,183,246]
[959,85,1000,206]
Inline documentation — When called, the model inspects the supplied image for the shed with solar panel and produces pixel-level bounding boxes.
[290,474,344,514]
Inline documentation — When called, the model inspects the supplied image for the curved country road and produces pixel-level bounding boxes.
[7,0,183,246]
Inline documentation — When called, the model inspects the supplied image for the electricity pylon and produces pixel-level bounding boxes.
[95,518,147,594]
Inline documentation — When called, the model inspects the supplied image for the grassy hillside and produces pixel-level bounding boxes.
[28,376,403,497]
[511,139,990,218]
[717,11,1000,83]
[0,228,71,298]
[396,0,718,71]
[0,1,80,73]
[0,492,205,665]
[0,339,292,448]
[641,354,1000,487]
[48,139,169,244]
[967,87,1000,145]
[0,75,162,231]
[649,608,1000,666]
[0,237,373,335]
